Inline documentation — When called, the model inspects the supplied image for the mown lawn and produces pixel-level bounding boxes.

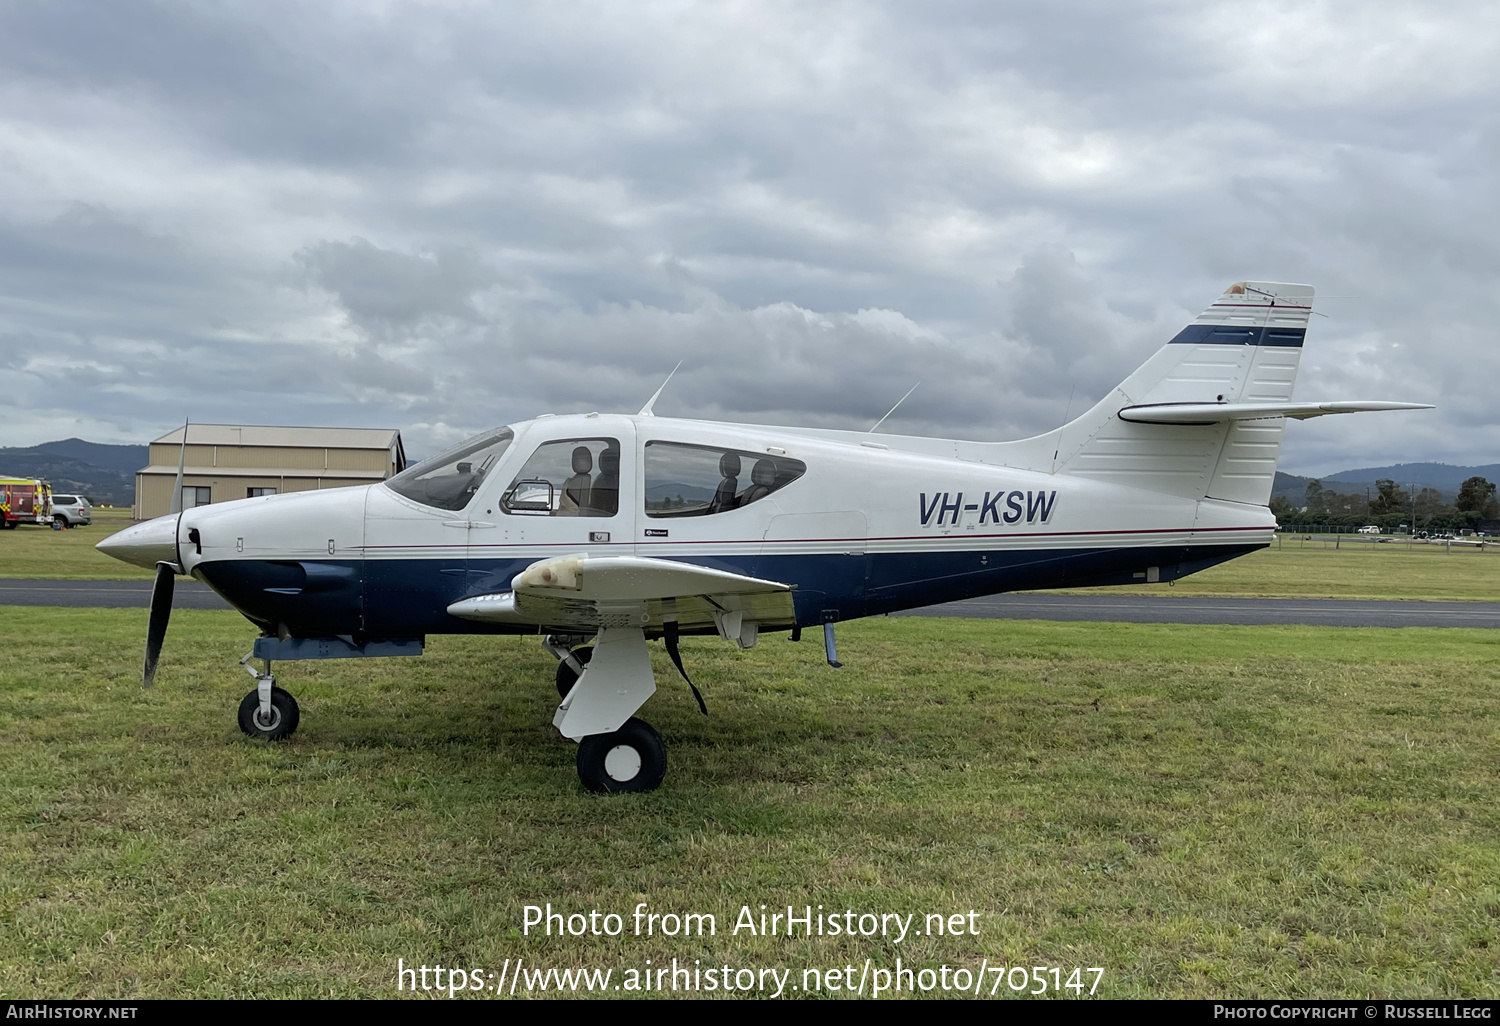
[1,510,152,581]
[2,609,1497,998]
[1047,538,1500,603]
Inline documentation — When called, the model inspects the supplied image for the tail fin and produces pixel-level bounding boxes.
[1056,282,1314,504]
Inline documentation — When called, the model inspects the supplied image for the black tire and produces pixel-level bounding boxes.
[237,686,300,741]
[576,717,666,794]
[555,646,593,697]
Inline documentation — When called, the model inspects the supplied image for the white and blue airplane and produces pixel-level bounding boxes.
[100,281,1429,793]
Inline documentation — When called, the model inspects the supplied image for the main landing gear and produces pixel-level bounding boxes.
[576,717,667,793]
[544,628,666,793]
[236,652,300,741]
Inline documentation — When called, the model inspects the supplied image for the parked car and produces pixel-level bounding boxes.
[50,494,91,527]
[1357,525,1381,534]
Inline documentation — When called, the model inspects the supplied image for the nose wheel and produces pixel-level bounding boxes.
[236,652,300,741]
[237,685,300,740]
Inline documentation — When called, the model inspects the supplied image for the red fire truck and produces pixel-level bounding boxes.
[0,477,51,528]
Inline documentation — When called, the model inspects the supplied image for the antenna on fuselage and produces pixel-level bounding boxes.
[638,361,683,417]
[169,418,189,514]
[869,381,920,433]
[1049,386,1076,475]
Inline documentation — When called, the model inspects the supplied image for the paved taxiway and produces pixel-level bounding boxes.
[4,579,1499,628]
[1,578,232,610]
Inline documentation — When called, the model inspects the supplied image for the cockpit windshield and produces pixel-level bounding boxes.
[384,428,514,511]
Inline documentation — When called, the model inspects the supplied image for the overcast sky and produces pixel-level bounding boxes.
[1,1,1495,474]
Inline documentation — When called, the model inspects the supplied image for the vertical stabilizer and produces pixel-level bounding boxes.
[1055,282,1313,504]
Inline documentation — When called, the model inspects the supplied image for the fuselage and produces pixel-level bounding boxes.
[101,412,1274,638]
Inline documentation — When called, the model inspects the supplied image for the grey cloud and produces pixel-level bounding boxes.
[0,0,1494,472]
[296,239,499,330]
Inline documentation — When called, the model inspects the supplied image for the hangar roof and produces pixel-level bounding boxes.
[135,466,389,480]
[152,424,401,450]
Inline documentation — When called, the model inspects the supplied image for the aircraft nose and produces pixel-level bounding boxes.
[96,514,179,570]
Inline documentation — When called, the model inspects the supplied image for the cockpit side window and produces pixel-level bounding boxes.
[644,441,805,518]
[500,437,621,517]
[384,428,514,511]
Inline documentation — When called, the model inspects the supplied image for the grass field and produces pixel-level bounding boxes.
[1051,537,1500,603]
[4,512,1500,601]
[0,509,153,581]
[2,609,1498,998]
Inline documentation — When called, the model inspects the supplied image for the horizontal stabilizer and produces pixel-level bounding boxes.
[1118,401,1433,425]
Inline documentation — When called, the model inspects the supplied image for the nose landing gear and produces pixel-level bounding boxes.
[236,652,300,741]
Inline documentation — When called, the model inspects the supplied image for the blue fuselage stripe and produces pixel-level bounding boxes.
[194,543,1264,637]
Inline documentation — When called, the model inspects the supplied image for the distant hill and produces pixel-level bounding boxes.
[1273,463,1500,506]
[1324,463,1500,494]
[0,438,146,506]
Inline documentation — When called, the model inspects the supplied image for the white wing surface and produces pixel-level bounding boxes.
[446,554,795,634]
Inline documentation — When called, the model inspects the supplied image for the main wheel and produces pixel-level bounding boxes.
[237,686,301,741]
[555,646,593,697]
[576,717,666,793]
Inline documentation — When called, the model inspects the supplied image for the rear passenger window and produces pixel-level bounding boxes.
[644,442,805,518]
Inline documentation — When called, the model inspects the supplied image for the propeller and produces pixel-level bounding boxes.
[143,419,189,688]
[143,562,175,688]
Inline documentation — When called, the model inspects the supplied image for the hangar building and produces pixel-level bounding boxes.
[135,424,406,519]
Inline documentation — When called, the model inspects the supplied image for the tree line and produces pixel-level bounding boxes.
[1270,476,1499,532]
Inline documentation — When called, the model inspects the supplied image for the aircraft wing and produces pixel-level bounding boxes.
[1118,401,1432,425]
[446,554,795,635]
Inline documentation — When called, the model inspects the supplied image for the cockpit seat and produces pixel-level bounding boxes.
[590,447,620,516]
[709,452,741,513]
[560,446,593,515]
[738,458,777,506]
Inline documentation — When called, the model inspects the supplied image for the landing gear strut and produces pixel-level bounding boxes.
[544,629,664,793]
[552,646,593,698]
[236,652,300,741]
